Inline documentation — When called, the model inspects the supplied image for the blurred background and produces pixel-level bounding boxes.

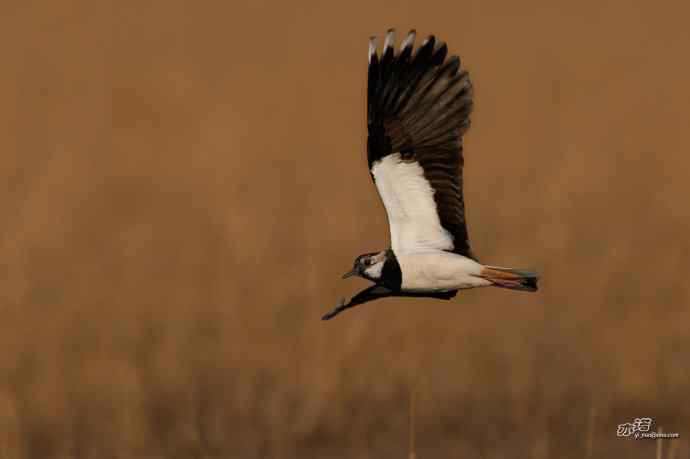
[1,0,689,458]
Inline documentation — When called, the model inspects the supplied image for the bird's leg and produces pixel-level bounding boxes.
[321,298,352,321]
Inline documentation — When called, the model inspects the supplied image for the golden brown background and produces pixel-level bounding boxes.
[1,0,689,458]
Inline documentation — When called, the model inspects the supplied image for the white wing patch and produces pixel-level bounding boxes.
[371,153,454,254]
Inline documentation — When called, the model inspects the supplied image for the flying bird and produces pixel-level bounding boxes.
[322,29,539,321]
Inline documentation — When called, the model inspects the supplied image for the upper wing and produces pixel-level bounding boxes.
[367,29,475,258]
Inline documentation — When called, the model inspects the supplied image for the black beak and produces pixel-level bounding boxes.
[342,268,357,279]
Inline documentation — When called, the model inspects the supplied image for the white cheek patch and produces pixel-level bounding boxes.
[364,262,384,279]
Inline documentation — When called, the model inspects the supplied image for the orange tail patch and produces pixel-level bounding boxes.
[480,266,539,292]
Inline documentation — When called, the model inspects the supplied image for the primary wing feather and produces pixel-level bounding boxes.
[367,29,475,258]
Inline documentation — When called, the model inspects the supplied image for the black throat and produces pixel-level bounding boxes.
[380,249,402,291]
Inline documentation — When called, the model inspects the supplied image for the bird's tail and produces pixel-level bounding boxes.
[480,266,539,292]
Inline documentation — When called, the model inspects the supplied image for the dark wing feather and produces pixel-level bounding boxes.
[321,285,393,320]
[367,29,475,259]
[321,284,458,321]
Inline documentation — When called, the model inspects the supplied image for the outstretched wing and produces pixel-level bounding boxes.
[367,29,475,258]
[321,285,393,320]
[321,284,458,321]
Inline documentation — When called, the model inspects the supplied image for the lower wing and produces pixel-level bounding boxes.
[321,285,457,321]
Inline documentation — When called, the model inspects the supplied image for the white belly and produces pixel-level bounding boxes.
[397,251,492,292]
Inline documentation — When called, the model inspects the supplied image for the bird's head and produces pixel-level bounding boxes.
[343,251,387,282]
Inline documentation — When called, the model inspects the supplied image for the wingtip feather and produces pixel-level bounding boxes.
[383,28,396,52]
[368,36,379,63]
[401,29,416,50]
[422,35,436,46]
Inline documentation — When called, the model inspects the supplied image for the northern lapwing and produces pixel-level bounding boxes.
[322,29,539,321]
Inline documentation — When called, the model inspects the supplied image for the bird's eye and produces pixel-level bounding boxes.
[365,259,372,266]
